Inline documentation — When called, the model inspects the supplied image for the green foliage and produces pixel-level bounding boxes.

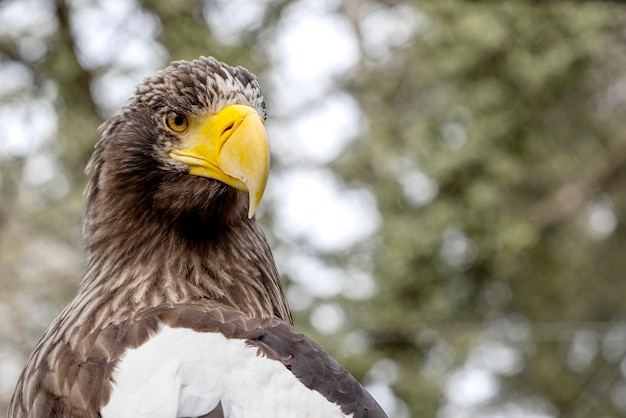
[339,1,626,416]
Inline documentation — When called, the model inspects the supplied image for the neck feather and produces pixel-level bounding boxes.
[78,196,291,329]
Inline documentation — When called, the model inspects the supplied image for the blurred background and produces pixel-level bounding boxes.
[2,0,626,416]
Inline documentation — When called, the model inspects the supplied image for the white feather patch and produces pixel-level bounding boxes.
[101,326,351,418]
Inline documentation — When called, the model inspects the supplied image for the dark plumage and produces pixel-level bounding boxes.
[8,56,387,418]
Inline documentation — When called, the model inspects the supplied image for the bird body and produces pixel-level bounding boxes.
[8,56,386,418]
[101,304,371,418]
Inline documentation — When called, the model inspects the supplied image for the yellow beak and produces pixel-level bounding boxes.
[169,105,269,218]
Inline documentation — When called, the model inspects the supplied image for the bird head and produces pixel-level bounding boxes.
[87,57,270,230]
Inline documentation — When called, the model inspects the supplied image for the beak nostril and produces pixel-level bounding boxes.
[222,122,235,137]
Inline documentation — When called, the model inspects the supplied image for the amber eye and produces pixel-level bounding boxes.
[165,111,189,132]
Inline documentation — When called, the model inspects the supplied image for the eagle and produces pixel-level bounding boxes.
[8,56,387,418]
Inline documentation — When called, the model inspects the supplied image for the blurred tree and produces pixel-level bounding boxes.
[336,1,626,417]
[2,0,626,417]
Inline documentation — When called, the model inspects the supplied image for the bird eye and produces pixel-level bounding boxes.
[166,112,189,132]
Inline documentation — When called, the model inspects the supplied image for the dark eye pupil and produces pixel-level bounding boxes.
[174,116,184,126]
